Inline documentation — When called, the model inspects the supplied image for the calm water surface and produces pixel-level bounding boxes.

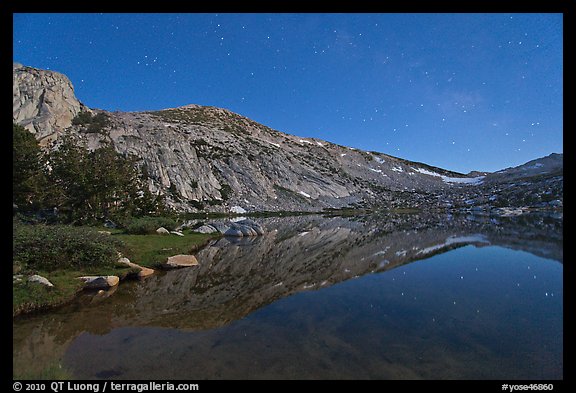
[13,212,563,379]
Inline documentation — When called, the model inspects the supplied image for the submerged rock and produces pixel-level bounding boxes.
[164,254,199,269]
[78,275,120,289]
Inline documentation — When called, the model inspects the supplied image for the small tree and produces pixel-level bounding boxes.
[44,134,163,224]
[13,123,44,208]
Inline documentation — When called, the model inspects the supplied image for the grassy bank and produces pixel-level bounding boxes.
[13,219,219,317]
[13,265,135,317]
[116,230,218,267]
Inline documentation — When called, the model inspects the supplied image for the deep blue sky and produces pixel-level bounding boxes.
[13,13,562,173]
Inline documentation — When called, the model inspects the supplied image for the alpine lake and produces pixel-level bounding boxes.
[13,211,563,380]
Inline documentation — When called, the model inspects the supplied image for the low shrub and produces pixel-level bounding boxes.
[13,221,123,272]
[124,216,177,234]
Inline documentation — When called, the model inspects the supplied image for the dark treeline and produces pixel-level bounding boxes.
[13,123,167,225]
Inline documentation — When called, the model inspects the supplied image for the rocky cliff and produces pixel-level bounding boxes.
[13,63,563,213]
[13,63,88,146]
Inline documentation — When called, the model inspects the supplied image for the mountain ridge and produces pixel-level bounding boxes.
[13,63,563,213]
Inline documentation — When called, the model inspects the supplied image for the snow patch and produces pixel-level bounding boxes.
[391,166,404,172]
[299,191,311,198]
[266,140,280,148]
[373,247,390,256]
[412,166,484,185]
[374,156,386,164]
[412,167,442,177]
[443,176,484,185]
[299,139,313,145]
[369,168,383,173]
[416,234,490,255]
[230,206,247,214]
[340,153,347,157]
[316,141,324,146]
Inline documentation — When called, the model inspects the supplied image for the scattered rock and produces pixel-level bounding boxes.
[97,230,112,235]
[78,275,120,289]
[28,274,54,287]
[13,275,23,283]
[164,254,199,269]
[156,227,170,235]
[170,231,184,236]
[194,225,218,234]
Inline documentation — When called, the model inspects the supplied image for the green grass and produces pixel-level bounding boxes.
[13,264,135,317]
[115,231,219,267]
[13,215,222,317]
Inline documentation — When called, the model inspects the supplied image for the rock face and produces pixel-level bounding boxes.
[13,63,563,213]
[13,63,87,146]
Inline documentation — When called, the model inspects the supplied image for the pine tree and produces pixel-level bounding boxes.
[13,123,44,208]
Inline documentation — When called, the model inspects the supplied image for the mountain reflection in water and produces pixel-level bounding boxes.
[13,211,562,379]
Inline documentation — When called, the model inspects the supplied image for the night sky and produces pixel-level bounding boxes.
[13,13,563,174]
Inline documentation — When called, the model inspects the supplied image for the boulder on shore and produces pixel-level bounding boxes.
[28,274,54,287]
[170,231,184,236]
[192,220,265,237]
[223,220,265,237]
[207,222,229,234]
[194,225,218,234]
[156,227,170,235]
